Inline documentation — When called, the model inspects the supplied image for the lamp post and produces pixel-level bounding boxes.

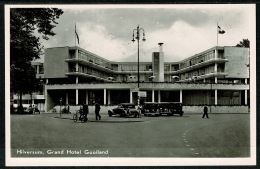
[131,25,146,88]
[59,98,62,117]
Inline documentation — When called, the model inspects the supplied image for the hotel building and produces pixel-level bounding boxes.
[40,44,249,113]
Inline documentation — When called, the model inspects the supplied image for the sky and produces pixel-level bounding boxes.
[38,4,255,62]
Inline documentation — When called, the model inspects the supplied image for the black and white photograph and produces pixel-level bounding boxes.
[5,4,256,166]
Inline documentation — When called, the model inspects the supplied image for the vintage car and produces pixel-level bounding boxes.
[108,103,140,117]
[168,102,184,116]
[157,102,171,115]
[142,102,184,116]
[141,102,160,116]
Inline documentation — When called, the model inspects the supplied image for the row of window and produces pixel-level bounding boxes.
[179,50,225,70]
[180,65,216,80]
[78,51,112,69]
[68,49,229,82]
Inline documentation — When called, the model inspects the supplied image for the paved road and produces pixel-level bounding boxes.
[11,112,250,157]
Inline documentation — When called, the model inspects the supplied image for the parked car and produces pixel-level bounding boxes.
[108,103,140,117]
[158,102,184,116]
[168,102,184,116]
[141,102,160,116]
[141,102,184,116]
[157,102,171,116]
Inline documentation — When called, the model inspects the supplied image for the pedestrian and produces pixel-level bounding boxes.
[95,100,101,120]
[202,104,209,118]
[67,104,70,114]
[32,105,35,114]
[82,103,89,122]
[34,104,40,114]
[28,104,33,114]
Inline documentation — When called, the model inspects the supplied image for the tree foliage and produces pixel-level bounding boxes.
[10,8,63,108]
[236,39,250,48]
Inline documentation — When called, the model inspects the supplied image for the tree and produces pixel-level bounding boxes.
[236,39,250,48]
[10,8,63,112]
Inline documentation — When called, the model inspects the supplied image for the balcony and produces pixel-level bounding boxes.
[116,70,153,74]
[65,72,115,82]
[45,82,249,91]
[66,58,153,74]
[66,58,115,73]
[170,58,228,74]
[178,72,228,82]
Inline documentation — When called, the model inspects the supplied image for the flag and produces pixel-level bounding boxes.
[218,25,225,34]
[75,24,79,44]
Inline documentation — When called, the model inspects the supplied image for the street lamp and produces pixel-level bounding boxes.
[59,98,62,117]
[131,25,146,88]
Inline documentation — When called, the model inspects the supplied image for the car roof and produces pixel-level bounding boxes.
[143,102,182,104]
[120,103,135,105]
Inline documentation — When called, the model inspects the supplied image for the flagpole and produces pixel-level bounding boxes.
[217,22,218,47]
[75,23,76,46]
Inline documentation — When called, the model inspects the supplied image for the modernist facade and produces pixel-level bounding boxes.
[43,44,250,112]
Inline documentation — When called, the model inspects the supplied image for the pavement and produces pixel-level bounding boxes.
[10,112,250,158]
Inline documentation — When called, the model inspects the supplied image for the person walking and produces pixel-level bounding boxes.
[28,104,33,114]
[82,103,89,122]
[202,104,209,118]
[95,101,101,120]
[67,104,70,114]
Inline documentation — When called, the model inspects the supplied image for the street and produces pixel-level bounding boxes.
[11,112,250,157]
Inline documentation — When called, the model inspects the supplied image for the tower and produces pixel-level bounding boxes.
[152,43,164,82]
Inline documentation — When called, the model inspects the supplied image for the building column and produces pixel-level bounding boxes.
[76,62,79,84]
[215,89,217,105]
[36,65,40,74]
[152,89,155,102]
[107,90,111,105]
[66,92,68,105]
[76,48,79,84]
[76,89,78,105]
[245,79,247,84]
[180,90,183,103]
[214,63,218,83]
[245,90,247,105]
[86,90,88,105]
[44,87,48,112]
[130,91,133,103]
[104,89,107,105]
[215,48,218,83]
[158,90,161,103]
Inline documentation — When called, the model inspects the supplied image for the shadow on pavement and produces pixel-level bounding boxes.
[87,120,144,123]
[54,116,144,123]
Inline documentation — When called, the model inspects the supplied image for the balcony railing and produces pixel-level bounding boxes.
[178,72,228,82]
[65,71,115,82]
[171,58,228,74]
[45,82,249,91]
[66,58,115,73]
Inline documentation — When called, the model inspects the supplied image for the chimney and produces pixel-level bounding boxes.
[158,42,164,52]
